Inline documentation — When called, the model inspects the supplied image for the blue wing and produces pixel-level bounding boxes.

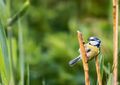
[69,55,81,67]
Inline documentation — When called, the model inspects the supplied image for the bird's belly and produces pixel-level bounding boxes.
[87,51,98,60]
[86,46,99,60]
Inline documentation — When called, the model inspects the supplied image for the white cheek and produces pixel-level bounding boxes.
[90,41,98,45]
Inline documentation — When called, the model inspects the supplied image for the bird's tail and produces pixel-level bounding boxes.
[69,55,81,67]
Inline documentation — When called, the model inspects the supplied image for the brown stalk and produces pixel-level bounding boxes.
[77,31,90,85]
[113,0,118,85]
[95,56,102,85]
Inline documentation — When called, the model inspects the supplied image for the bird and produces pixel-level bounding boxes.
[69,36,101,67]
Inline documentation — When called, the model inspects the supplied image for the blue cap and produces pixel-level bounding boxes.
[88,36,101,43]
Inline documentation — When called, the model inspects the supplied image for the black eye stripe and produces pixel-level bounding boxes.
[89,39,100,42]
[89,43,91,45]
[89,39,95,41]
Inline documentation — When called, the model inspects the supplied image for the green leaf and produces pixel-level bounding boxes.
[18,19,24,85]
[8,1,29,26]
[26,64,30,85]
[0,45,8,85]
[99,54,104,80]
[0,0,5,17]
[107,73,113,85]
[0,20,10,84]
[0,0,8,24]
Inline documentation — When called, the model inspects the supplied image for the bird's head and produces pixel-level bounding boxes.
[88,37,101,47]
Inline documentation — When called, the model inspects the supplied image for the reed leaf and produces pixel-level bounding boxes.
[18,19,24,85]
[99,54,104,80]
[0,0,8,24]
[0,21,10,84]
[8,1,29,26]
[26,64,30,85]
[0,45,8,85]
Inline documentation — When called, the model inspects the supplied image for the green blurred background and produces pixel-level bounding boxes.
[2,0,120,85]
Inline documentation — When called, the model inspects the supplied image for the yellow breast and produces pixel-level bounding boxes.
[85,44,100,60]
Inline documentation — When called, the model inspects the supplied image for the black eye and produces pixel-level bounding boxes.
[87,49,91,52]
[89,42,91,45]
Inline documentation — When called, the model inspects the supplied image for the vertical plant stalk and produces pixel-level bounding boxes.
[95,56,102,85]
[0,20,11,85]
[77,31,90,85]
[7,26,15,85]
[26,64,30,85]
[113,0,118,85]
[7,1,29,26]
[18,19,24,85]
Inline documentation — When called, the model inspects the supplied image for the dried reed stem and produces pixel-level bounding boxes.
[77,31,90,85]
[113,0,118,85]
[95,56,102,85]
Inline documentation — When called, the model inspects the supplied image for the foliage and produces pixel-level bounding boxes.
[0,0,120,85]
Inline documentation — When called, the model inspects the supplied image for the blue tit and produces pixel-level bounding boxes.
[69,36,101,67]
